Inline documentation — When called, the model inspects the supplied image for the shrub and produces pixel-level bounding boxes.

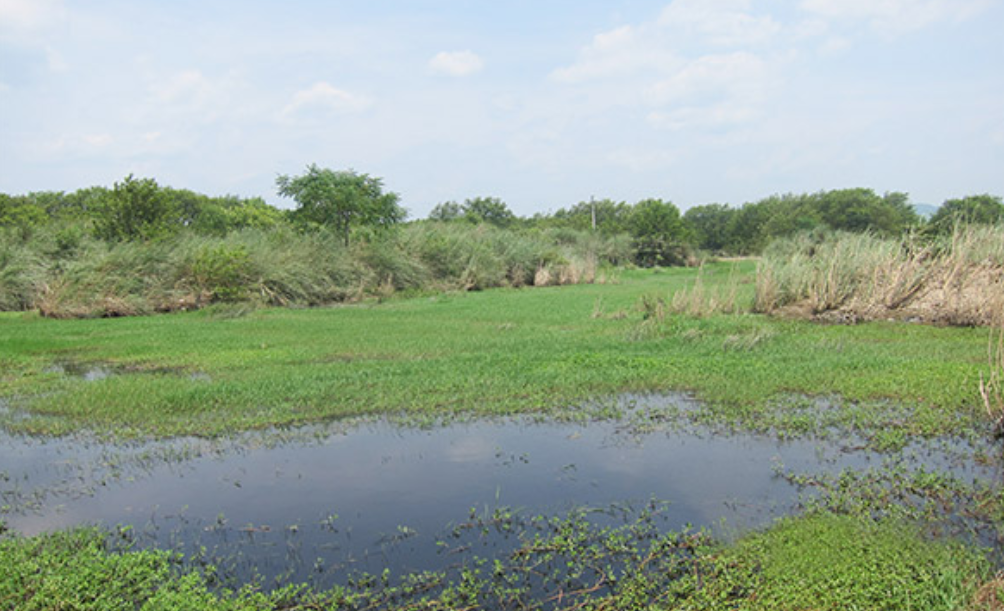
[191,243,254,303]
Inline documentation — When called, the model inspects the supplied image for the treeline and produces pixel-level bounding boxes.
[0,175,286,241]
[2,175,1002,258]
[1,170,1002,317]
[532,189,1003,256]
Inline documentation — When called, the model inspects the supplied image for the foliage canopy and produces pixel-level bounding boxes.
[276,165,405,246]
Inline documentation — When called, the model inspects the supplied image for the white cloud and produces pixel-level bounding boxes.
[141,69,249,128]
[0,0,65,36]
[551,25,680,83]
[279,82,372,122]
[800,0,992,34]
[658,0,782,46]
[645,52,770,106]
[548,3,786,135]
[647,103,758,131]
[428,50,484,77]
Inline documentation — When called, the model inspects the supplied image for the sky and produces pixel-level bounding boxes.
[1,0,1002,218]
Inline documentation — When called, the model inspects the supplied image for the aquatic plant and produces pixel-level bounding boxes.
[0,507,989,610]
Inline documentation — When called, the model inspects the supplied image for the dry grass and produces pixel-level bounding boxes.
[973,574,1004,611]
[980,325,1004,436]
[669,264,747,317]
[756,225,1004,326]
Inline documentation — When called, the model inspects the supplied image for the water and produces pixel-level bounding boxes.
[0,393,996,589]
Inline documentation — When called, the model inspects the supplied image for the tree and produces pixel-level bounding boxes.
[928,194,1004,234]
[683,203,737,253]
[461,196,516,228]
[93,175,178,241]
[811,188,917,235]
[276,165,405,246]
[629,198,689,267]
[428,201,462,222]
[552,198,632,234]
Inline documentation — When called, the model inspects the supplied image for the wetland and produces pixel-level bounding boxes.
[2,264,1003,609]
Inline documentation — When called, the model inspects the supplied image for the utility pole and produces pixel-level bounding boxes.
[590,195,596,231]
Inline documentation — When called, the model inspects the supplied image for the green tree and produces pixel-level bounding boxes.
[220,196,287,231]
[928,194,1004,234]
[758,193,821,242]
[683,203,737,253]
[629,198,689,267]
[551,198,632,234]
[93,175,178,241]
[0,194,48,230]
[461,196,516,228]
[881,191,921,232]
[428,201,462,222]
[276,165,405,246]
[812,188,916,235]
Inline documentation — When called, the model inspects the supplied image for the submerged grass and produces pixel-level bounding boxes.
[0,262,994,439]
[0,508,990,611]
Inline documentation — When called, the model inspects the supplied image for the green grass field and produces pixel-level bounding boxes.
[0,262,991,439]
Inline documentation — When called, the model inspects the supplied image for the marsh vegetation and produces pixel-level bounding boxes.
[2,175,1004,608]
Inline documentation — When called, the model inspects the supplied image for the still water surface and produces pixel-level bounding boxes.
[0,393,985,588]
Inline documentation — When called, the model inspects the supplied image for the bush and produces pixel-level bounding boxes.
[191,244,254,303]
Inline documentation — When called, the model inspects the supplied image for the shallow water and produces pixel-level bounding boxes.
[0,393,997,589]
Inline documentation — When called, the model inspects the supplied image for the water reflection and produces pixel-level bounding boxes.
[0,393,996,589]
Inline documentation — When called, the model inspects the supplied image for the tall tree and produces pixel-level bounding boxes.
[276,165,405,246]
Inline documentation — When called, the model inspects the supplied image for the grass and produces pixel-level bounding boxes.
[0,262,992,439]
[3,223,628,317]
[981,325,1004,435]
[756,224,1004,326]
[686,512,989,611]
[0,510,990,610]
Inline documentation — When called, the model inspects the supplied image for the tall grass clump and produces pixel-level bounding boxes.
[0,228,48,310]
[33,228,371,317]
[669,263,750,317]
[12,222,626,318]
[404,222,619,291]
[755,224,1004,326]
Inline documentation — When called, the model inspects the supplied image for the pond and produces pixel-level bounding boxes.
[0,393,997,590]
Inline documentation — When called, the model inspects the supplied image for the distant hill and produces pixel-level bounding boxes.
[913,203,939,218]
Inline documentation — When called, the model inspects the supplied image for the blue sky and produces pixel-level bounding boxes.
[1,0,1002,217]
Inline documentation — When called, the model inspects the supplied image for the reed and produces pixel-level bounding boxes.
[755,224,1004,326]
[980,324,1004,436]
